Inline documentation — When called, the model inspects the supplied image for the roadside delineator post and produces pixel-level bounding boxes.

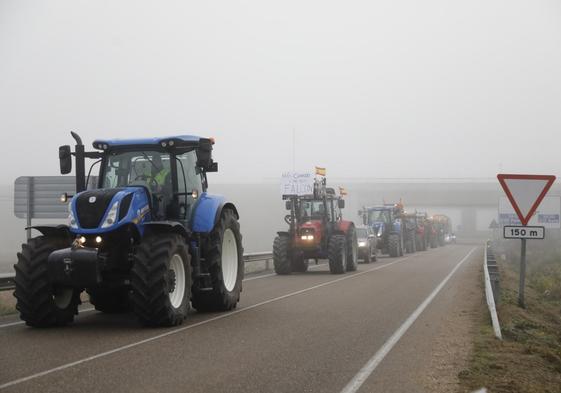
[497,174,556,308]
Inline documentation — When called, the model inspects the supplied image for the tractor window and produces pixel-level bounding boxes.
[175,150,203,220]
[102,151,171,193]
[369,210,390,224]
[176,150,203,195]
[356,228,368,238]
[332,200,342,221]
[300,200,325,219]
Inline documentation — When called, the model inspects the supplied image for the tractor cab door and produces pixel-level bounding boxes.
[173,150,204,223]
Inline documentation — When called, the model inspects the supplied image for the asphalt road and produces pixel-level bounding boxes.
[0,244,480,393]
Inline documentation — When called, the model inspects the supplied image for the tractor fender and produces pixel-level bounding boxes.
[336,220,354,234]
[276,231,289,237]
[191,193,239,233]
[143,221,189,238]
[27,225,72,240]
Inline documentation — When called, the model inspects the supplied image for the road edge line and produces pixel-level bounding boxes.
[339,247,478,393]
[0,255,415,390]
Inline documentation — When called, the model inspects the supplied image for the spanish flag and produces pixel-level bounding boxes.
[339,187,348,196]
[315,166,326,176]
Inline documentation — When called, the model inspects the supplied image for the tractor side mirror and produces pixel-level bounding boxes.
[285,200,292,210]
[59,145,72,174]
[338,199,345,209]
[196,139,214,169]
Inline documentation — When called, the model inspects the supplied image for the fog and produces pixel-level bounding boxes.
[2,0,561,182]
[1,1,561,271]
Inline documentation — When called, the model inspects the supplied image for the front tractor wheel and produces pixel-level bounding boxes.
[131,234,191,326]
[345,227,358,272]
[192,208,244,312]
[328,235,347,274]
[14,236,81,327]
[273,235,292,275]
[388,234,400,258]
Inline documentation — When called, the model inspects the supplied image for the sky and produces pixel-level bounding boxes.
[1,0,561,185]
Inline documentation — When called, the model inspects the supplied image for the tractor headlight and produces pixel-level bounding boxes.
[68,203,78,229]
[300,235,314,240]
[358,241,367,247]
[101,201,120,228]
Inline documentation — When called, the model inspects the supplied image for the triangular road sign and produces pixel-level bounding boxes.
[497,174,556,226]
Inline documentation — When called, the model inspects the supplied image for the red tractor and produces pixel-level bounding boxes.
[273,178,358,274]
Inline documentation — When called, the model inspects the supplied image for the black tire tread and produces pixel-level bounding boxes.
[14,236,80,327]
[328,235,346,274]
[191,209,243,312]
[130,233,190,326]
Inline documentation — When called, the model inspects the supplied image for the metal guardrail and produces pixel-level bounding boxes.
[0,252,274,292]
[0,273,15,292]
[484,241,502,340]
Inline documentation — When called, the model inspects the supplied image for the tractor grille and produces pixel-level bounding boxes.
[76,189,122,229]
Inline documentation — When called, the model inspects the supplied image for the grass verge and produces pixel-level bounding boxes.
[0,291,16,316]
[459,257,561,393]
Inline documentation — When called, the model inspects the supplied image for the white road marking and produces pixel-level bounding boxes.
[0,264,321,329]
[243,262,328,281]
[339,247,477,393]
[0,255,415,390]
[0,308,96,329]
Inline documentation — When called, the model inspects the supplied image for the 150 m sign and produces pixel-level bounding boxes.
[503,226,545,240]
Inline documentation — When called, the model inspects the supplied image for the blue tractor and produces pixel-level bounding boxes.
[358,204,405,257]
[14,132,243,327]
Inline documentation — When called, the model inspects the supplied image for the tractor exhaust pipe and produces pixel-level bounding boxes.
[71,131,86,193]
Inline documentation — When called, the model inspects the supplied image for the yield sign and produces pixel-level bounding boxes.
[497,174,556,226]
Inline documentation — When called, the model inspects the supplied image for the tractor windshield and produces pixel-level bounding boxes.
[300,200,325,219]
[368,209,390,224]
[356,228,368,238]
[102,150,171,194]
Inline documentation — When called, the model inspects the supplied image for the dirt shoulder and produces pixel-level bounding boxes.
[422,251,484,393]
[459,257,561,393]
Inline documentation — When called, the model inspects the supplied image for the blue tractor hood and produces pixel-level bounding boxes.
[69,187,151,235]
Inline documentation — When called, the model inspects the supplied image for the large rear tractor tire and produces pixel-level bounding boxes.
[191,208,244,312]
[131,233,191,326]
[87,287,130,314]
[388,234,400,258]
[346,227,358,272]
[328,235,347,274]
[273,235,292,275]
[14,236,81,327]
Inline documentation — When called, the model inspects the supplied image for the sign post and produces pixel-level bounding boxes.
[497,174,556,308]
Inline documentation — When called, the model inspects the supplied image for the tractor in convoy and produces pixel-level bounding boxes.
[14,132,243,327]
[413,212,428,251]
[402,212,419,254]
[432,214,452,246]
[273,178,358,275]
[358,203,406,258]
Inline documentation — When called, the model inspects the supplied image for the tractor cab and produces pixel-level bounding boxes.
[284,179,345,251]
[13,132,244,328]
[358,203,406,257]
[274,176,357,275]
[59,134,217,234]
